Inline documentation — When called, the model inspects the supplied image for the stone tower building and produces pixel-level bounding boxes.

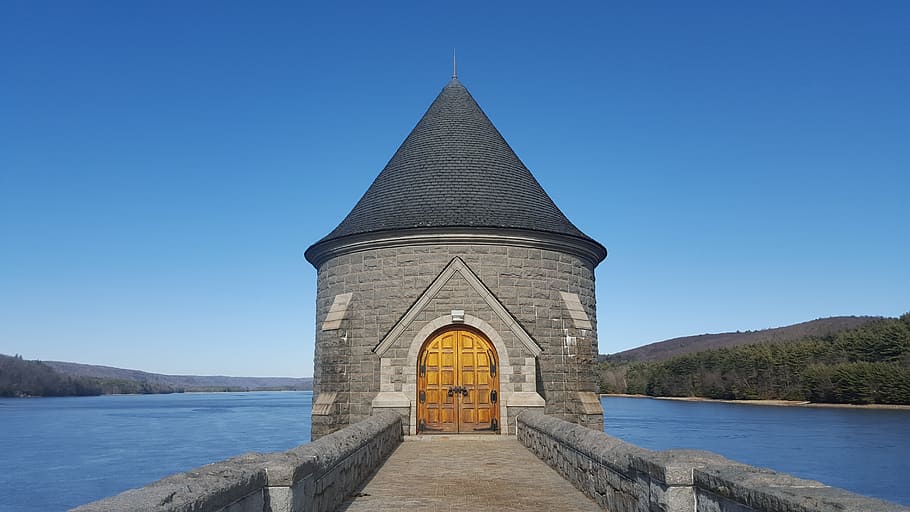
[305,77,607,439]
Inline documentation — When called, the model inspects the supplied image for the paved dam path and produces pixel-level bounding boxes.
[339,435,601,512]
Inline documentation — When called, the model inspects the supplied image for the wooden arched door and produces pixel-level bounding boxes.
[417,327,500,433]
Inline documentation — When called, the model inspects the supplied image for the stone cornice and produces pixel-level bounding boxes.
[305,228,607,268]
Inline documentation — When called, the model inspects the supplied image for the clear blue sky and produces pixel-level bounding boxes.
[2,2,907,377]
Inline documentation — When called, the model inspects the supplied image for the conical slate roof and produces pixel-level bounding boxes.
[306,78,605,264]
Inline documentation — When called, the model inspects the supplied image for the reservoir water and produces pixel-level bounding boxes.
[1,392,907,510]
[602,396,910,506]
[0,392,312,512]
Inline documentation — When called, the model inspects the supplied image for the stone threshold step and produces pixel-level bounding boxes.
[405,434,516,442]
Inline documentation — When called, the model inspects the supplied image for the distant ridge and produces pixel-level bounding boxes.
[45,361,313,391]
[607,316,881,362]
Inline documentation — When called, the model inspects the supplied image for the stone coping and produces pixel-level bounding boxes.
[71,454,267,512]
[71,412,402,512]
[265,411,400,486]
[517,412,909,512]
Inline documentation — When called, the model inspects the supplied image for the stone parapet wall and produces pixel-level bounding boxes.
[517,412,909,512]
[71,412,402,512]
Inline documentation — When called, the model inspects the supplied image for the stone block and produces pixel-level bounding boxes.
[648,480,695,512]
[371,391,410,408]
[508,391,546,407]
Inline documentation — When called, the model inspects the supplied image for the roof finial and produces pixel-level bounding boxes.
[452,48,457,79]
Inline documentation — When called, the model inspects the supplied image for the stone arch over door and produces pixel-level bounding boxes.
[373,313,545,435]
[405,314,512,375]
[372,315,514,435]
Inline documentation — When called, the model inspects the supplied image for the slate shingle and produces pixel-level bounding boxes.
[312,78,600,248]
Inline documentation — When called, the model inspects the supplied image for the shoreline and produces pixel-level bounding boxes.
[601,393,910,410]
[0,388,313,399]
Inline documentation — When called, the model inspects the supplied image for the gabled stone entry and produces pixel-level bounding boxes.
[371,257,545,435]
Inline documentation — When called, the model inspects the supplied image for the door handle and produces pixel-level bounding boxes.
[447,386,469,397]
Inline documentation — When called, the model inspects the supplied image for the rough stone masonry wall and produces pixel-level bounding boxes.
[311,243,602,438]
[71,412,402,512]
[517,412,909,512]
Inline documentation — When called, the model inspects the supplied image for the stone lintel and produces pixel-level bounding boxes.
[312,391,337,416]
[322,292,353,331]
[507,391,546,407]
[577,391,603,415]
[559,291,593,330]
[371,391,411,408]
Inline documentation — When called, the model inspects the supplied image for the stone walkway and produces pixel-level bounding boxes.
[339,435,601,512]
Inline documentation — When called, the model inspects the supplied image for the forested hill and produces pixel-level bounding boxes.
[0,355,102,397]
[46,361,313,392]
[0,354,312,397]
[607,316,880,362]
[597,314,910,405]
